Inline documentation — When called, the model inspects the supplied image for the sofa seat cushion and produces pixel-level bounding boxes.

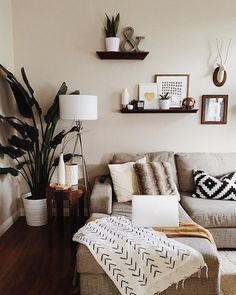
[112,201,132,217]
[181,193,236,228]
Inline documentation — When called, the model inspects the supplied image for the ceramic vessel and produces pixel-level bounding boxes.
[57,153,65,185]
[159,99,171,110]
[105,37,120,52]
[22,192,47,226]
[65,163,79,186]
[121,88,130,108]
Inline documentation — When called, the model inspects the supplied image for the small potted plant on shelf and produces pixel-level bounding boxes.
[104,13,120,52]
[0,65,79,226]
[159,92,171,110]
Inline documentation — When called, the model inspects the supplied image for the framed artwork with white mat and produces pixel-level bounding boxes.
[155,74,189,108]
[139,83,159,109]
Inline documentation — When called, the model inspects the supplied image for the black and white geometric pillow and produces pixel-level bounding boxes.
[192,170,236,201]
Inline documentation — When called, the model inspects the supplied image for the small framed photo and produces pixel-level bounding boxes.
[154,74,189,108]
[136,100,144,110]
[201,95,228,124]
[139,83,158,109]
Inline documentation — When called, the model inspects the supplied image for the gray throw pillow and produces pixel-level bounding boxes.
[133,162,179,197]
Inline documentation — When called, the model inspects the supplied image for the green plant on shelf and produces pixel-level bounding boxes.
[159,92,171,100]
[104,13,120,37]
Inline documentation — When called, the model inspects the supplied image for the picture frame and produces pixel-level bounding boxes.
[201,95,228,124]
[136,100,144,110]
[139,83,159,109]
[154,74,189,108]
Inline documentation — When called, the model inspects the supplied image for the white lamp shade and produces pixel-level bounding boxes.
[59,95,97,120]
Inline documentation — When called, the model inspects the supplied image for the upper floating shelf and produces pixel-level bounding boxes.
[120,108,199,114]
[96,51,149,60]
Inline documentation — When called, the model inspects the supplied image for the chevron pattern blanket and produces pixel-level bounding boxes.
[73,216,207,295]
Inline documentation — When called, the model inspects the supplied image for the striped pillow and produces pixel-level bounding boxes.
[133,162,179,198]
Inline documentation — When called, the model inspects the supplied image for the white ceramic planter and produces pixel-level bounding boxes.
[22,192,47,226]
[65,163,79,186]
[105,37,120,52]
[159,99,171,110]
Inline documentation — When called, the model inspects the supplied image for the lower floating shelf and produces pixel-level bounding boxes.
[120,108,198,114]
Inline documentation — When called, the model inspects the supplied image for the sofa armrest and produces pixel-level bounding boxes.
[90,176,113,214]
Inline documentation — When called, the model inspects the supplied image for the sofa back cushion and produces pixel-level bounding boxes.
[111,151,178,186]
[175,153,236,192]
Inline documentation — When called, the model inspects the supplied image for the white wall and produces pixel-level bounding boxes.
[0,0,20,234]
[11,0,236,178]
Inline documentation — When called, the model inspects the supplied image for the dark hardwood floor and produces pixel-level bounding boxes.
[0,217,77,295]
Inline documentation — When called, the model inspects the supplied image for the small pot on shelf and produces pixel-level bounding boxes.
[105,37,120,52]
[159,99,171,110]
[104,13,120,52]
[159,93,171,110]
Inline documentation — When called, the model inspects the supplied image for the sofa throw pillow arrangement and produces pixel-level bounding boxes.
[133,162,180,199]
[108,157,146,202]
[192,170,236,201]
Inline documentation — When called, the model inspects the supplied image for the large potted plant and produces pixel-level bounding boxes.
[0,65,78,226]
[104,13,120,52]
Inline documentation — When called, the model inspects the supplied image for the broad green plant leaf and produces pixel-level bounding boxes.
[16,160,31,170]
[70,90,80,95]
[0,115,38,142]
[52,153,80,166]
[0,167,19,176]
[21,67,42,115]
[114,13,120,34]
[49,130,66,149]
[7,80,33,118]
[0,144,25,159]
[44,82,67,125]
[8,135,33,151]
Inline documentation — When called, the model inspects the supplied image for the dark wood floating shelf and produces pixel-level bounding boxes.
[120,108,199,114]
[96,51,149,60]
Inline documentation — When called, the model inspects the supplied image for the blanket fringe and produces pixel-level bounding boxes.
[205,264,209,279]
[175,281,179,290]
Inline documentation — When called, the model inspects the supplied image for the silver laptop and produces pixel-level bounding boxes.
[132,195,179,227]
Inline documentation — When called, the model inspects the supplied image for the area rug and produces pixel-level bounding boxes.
[218,251,236,295]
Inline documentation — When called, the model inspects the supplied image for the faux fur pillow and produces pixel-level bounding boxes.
[133,162,180,198]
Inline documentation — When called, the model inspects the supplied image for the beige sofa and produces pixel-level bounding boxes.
[76,152,236,294]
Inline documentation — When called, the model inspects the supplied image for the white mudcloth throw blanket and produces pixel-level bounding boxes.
[73,216,207,295]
